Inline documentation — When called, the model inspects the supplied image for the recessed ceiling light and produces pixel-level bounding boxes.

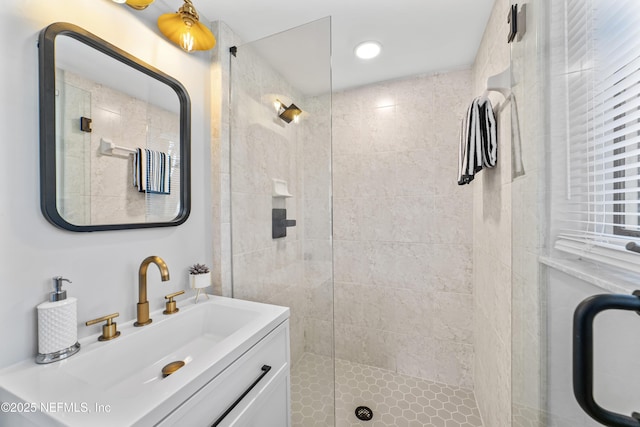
[354,41,382,60]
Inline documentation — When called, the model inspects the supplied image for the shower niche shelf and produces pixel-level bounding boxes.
[272,179,293,198]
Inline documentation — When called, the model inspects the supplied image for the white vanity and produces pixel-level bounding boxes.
[0,296,291,426]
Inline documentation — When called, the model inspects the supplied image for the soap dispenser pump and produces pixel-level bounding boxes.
[50,276,68,301]
[36,276,81,364]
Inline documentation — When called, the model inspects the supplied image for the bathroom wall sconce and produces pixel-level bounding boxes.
[274,99,302,124]
[157,0,216,52]
[112,0,155,10]
[125,0,155,10]
[114,0,216,52]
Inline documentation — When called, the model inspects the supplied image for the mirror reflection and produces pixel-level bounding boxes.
[39,23,191,231]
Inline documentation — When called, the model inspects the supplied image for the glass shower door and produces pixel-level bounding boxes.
[228,17,334,427]
[55,79,92,224]
[511,1,640,426]
[509,0,546,424]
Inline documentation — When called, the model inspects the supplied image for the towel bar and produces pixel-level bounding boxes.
[100,138,137,155]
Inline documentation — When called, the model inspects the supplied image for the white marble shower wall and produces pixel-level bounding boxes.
[332,70,475,388]
[470,0,513,424]
[229,39,332,365]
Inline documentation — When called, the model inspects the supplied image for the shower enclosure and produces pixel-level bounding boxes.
[228,2,640,426]
[228,17,335,426]
[511,0,640,426]
[229,16,482,426]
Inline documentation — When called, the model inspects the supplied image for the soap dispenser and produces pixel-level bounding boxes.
[36,276,80,364]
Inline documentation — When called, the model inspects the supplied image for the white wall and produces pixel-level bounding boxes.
[0,0,212,368]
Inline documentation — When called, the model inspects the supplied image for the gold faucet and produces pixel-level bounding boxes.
[135,256,170,327]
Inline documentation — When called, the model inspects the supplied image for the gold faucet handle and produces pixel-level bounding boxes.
[163,290,185,315]
[85,312,120,341]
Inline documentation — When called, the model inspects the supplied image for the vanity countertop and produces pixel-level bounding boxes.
[0,295,289,427]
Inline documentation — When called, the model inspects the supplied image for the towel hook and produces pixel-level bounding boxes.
[483,68,511,98]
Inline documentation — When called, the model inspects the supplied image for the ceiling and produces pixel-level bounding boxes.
[196,0,496,92]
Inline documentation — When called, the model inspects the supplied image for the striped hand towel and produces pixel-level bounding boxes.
[457,96,497,185]
[134,148,171,194]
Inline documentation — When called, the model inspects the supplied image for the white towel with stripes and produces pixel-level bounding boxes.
[133,148,171,194]
[457,96,497,185]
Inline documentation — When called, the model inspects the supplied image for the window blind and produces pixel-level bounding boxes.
[555,0,640,272]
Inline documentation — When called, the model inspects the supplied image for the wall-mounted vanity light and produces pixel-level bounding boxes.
[113,0,216,52]
[112,0,155,10]
[158,0,216,52]
[274,99,302,124]
[124,0,155,10]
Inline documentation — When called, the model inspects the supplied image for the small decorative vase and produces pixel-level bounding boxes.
[190,272,211,303]
[190,272,211,289]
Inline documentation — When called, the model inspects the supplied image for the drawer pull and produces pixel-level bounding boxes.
[210,364,272,427]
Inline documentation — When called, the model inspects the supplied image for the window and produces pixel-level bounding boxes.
[552,0,640,272]
[611,92,640,238]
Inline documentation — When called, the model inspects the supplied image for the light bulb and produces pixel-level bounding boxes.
[293,114,300,124]
[157,0,216,52]
[180,26,194,52]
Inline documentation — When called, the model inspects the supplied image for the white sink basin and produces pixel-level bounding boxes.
[0,295,289,427]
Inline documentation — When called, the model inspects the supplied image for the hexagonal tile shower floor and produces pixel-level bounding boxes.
[291,353,484,427]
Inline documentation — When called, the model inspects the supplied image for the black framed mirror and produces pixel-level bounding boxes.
[38,22,191,231]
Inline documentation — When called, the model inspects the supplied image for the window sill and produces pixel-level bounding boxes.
[540,255,640,295]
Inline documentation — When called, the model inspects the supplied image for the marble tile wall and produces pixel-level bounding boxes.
[332,70,475,388]
[470,0,513,425]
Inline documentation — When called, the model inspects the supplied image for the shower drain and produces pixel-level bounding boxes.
[355,406,373,421]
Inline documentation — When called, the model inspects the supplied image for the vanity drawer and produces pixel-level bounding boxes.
[157,320,290,427]
[228,367,289,427]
